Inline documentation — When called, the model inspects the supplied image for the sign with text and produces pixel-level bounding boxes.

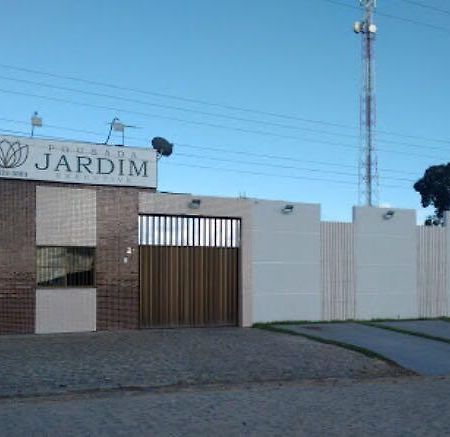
[0,136,157,188]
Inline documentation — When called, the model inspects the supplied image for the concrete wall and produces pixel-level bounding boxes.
[354,207,418,320]
[321,222,355,321]
[251,201,321,323]
[3,177,450,334]
[35,288,96,334]
[139,192,253,326]
[417,226,448,318]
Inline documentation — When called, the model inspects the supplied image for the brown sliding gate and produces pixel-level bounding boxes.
[139,215,241,328]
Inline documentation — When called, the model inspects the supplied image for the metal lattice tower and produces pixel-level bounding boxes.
[354,0,379,206]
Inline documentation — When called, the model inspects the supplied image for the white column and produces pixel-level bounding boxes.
[354,206,418,320]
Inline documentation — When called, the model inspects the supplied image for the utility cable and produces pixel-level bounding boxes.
[2,75,450,153]
[174,151,415,183]
[161,161,412,191]
[321,0,450,34]
[397,0,450,16]
[1,63,449,146]
[0,75,361,140]
[0,95,446,162]
[0,124,419,183]
[0,116,419,177]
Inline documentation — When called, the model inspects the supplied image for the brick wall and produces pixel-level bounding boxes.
[0,180,36,334]
[1,179,149,334]
[96,187,140,330]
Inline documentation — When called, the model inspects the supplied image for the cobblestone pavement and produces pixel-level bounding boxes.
[0,328,406,398]
[0,376,449,436]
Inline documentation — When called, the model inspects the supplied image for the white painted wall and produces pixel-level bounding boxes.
[417,227,448,318]
[321,222,355,321]
[354,207,418,320]
[251,200,321,322]
[36,288,96,334]
[139,195,449,324]
[445,211,450,318]
[139,192,254,326]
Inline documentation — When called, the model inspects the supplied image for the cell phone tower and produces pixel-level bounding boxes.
[354,0,378,206]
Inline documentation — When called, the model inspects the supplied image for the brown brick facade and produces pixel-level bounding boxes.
[0,180,36,334]
[1,179,151,334]
[96,187,140,330]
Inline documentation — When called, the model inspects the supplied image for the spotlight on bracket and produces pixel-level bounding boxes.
[188,199,201,209]
[151,137,173,158]
[281,204,294,214]
[30,111,42,137]
[383,210,395,220]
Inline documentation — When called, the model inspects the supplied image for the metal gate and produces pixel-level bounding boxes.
[139,215,241,328]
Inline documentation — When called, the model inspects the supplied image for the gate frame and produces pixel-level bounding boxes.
[138,213,243,328]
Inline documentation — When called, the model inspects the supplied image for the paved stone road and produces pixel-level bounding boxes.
[0,377,449,436]
[275,323,450,376]
[0,328,405,398]
[375,320,450,340]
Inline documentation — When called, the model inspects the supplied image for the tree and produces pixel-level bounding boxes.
[414,163,450,226]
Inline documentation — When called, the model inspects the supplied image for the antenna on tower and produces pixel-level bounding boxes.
[354,0,378,206]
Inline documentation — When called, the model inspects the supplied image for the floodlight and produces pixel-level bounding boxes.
[383,210,395,220]
[188,199,201,209]
[282,204,294,214]
[31,111,42,137]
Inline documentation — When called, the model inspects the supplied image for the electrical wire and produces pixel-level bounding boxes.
[104,117,119,144]
[321,0,450,34]
[1,63,450,146]
[1,87,449,162]
[174,143,420,177]
[0,116,422,178]
[0,63,354,131]
[0,123,419,186]
[397,0,450,16]
[0,74,361,140]
[174,151,415,183]
[161,161,412,191]
[2,75,450,154]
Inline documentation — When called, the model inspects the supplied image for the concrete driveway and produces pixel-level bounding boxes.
[274,322,450,376]
[373,320,450,341]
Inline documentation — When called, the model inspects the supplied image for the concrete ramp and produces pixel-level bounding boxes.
[373,320,450,341]
[275,323,450,376]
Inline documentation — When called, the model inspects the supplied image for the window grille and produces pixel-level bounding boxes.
[37,247,95,287]
[139,215,241,248]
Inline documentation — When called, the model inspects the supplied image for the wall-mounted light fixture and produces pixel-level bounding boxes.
[31,111,42,137]
[189,199,201,209]
[281,204,294,214]
[383,210,395,220]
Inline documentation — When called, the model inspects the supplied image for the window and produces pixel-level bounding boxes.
[37,247,95,287]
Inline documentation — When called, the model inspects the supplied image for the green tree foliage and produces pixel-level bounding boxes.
[414,163,450,226]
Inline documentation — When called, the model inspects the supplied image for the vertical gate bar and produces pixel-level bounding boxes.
[140,214,241,329]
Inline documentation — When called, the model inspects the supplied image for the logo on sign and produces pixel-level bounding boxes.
[0,139,29,169]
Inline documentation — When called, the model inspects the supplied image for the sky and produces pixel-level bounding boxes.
[0,0,449,222]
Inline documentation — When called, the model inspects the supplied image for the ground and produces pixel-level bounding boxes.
[0,326,449,436]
